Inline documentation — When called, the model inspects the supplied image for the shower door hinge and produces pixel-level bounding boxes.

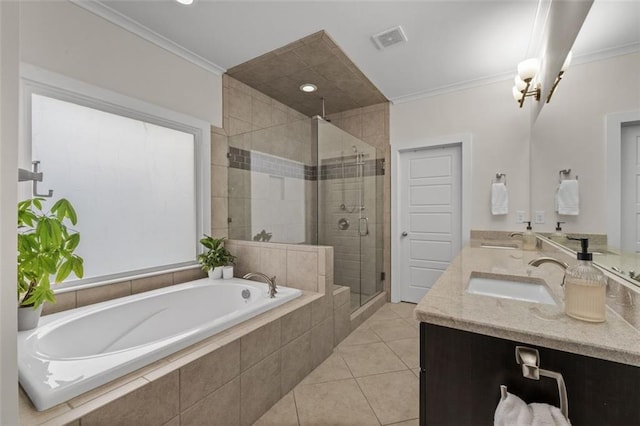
[381,272,386,281]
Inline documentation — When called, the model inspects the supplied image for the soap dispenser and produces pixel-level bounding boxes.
[563,238,607,322]
[522,221,537,251]
[550,222,566,244]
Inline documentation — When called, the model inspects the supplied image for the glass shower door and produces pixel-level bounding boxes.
[315,117,383,311]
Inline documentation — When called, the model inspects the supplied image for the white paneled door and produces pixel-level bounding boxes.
[621,124,640,253]
[399,145,461,303]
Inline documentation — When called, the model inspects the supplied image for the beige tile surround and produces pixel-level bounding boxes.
[43,268,206,316]
[222,75,315,242]
[21,290,333,426]
[327,104,391,301]
[222,73,392,304]
[23,241,338,425]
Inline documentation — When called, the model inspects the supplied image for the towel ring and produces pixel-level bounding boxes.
[559,169,578,182]
[492,172,507,186]
[514,346,569,420]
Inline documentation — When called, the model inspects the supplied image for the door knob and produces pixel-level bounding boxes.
[401,231,408,237]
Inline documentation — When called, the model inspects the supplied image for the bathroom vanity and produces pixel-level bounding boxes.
[414,243,640,425]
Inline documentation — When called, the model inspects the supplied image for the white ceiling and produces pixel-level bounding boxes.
[93,0,639,103]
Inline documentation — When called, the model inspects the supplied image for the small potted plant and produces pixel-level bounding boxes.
[197,235,235,279]
[17,198,84,331]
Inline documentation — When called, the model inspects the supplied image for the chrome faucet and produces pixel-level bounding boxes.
[243,272,277,298]
[528,257,569,270]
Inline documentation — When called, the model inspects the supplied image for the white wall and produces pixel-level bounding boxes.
[391,78,531,231]
[531,53,640,234]
[20,1,222,126]
[0,1,19,423]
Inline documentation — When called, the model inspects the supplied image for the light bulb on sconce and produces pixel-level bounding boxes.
[512,58,541,108]
[514,75,528,91]
[517,58,540,82]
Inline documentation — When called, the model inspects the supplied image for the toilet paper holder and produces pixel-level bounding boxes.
[515,346,569,420]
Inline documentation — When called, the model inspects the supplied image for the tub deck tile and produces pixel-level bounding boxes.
[68,359,169,408]
[79,371,179,426]
[180,377,240,426]
[240,350,282,426]
[179,340,240,411]
[21,292,322,426]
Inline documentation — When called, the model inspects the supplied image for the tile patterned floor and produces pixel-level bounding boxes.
[254,302,420,426]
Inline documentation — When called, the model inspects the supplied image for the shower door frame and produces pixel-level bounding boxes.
[315,116,383,311]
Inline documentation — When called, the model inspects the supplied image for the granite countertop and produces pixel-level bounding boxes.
[414,245,640,367]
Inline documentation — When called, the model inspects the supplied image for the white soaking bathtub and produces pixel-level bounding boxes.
[18,277,302,411]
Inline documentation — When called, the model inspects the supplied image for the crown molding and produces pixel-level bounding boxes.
[390,42,640,105]
[389,70,514,105]
[70,0,226,76]
[572,41,640,67]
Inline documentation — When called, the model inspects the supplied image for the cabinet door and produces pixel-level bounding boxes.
[420,323,640,425]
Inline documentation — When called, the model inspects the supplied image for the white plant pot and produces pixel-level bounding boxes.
[18,304,43,331]
[223,265,234,279]
[208,266,223,280]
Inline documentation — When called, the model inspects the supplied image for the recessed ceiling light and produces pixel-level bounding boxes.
[175,0,194,5]
[300,83,317,93]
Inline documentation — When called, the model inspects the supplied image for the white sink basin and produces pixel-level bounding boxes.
[466,272,557,306]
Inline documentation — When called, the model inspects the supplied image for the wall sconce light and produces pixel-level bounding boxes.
[512,58,541,108]
[512,52,572,108]
[546,51,572,103]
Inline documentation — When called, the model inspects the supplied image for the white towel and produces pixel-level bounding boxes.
[491,183,508,215]
[494,386,571,426]
[556,180,579,215]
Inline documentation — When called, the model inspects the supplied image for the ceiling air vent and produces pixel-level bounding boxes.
[372,25,408,50]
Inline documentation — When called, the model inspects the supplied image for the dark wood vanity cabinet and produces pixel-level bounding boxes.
[419,323,640,426]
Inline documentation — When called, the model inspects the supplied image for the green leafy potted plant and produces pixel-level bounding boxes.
[197,235,235,279]
[17,198,84,331]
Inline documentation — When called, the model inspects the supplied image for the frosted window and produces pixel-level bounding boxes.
[31,94,197,284]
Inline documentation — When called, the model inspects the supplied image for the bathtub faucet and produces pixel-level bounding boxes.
[243,272,278,298]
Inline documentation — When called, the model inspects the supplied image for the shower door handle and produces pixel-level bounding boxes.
[359,217,369,236]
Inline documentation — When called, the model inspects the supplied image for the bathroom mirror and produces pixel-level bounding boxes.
[529,1,640,286]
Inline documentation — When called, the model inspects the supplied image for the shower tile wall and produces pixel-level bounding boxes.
[211,125,229,240]
[327,104,390,300]
[223,75,316,243]
[222,75,391,307]
[319,157,384,304]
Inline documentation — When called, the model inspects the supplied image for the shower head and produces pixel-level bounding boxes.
[320,98,331,122]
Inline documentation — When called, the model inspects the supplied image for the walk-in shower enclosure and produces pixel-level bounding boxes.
[227,116,384,311]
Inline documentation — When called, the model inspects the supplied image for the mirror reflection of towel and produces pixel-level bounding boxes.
[556,180,579,215]
[494,386,570,426]
[492,183,508,215]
